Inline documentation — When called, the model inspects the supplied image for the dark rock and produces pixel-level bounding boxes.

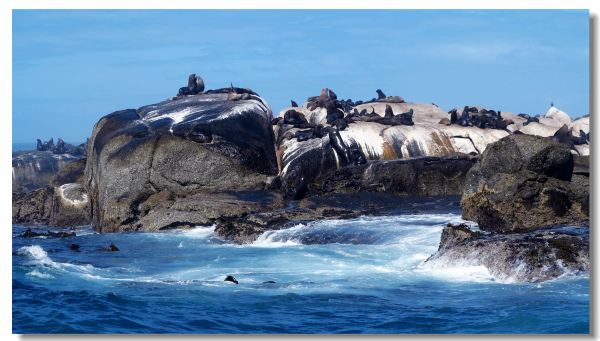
[461,134,587,233]
[19,228,76,238]
[426,224,589,283]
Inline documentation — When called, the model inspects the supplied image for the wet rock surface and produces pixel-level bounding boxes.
[214,194,461,244]
[426,223,589,283]
[461,134,588,233]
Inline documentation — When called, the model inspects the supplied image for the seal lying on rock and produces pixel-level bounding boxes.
[449,106,506,129]
[177,73,205,97]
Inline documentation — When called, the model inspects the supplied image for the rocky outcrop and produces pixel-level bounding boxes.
[461,134,589,233]
[12,183,90,227]
[12,150,85,192]
[274,89,586,199]
[84,77,278,232]
[426,223,589,283]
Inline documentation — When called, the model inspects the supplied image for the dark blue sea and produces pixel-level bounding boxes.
[12,212,589,334]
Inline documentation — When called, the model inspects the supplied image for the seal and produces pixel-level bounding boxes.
[384,104,394,118]
[376,89,386,100]
[449,109,458,124]
[224,275,239,284]
[178,73,204,96]
[439,117,451,126]
[283,109,309,126]
[291,100,299,107]
[399,108,414,126]
[459,107,470,126]
[552,124,575,149]
[328,88,338,100]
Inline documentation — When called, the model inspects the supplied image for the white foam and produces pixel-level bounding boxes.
[26,269,55,279]
[17,245,98,275]
[416,261,496,283]
[17,245,54,267]
[57,183,89,207]
[178,225,216,239]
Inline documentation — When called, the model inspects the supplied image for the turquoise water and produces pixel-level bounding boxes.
[12,213,589,334]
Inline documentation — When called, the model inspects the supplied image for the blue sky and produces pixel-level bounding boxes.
[13,10,589,143]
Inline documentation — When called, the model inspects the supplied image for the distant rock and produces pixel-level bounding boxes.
[461,134,588,233]
[12,183,90,227]
[12,150,84,193]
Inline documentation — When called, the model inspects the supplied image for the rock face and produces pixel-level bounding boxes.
[12,183,90,227]
[84,86,278,232]
[426,223,589,283]
[12,150,85,192]
[461,134,589,233]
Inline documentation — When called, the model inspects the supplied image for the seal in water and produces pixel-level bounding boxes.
[69,244,81,252]
[100,242,119,252]
[224,275,239,284]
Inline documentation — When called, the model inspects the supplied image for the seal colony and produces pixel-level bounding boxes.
[11,73,590,283]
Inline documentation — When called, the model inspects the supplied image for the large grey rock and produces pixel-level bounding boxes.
[84,91,278,232]
[461,134,588,233]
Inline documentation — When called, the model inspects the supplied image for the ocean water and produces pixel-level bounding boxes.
[12,213,589,334]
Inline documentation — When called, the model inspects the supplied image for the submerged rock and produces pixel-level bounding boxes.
[426,223,589,283]
[18,228,76,238]
[84,86,278,232]
[461,134,588,233]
